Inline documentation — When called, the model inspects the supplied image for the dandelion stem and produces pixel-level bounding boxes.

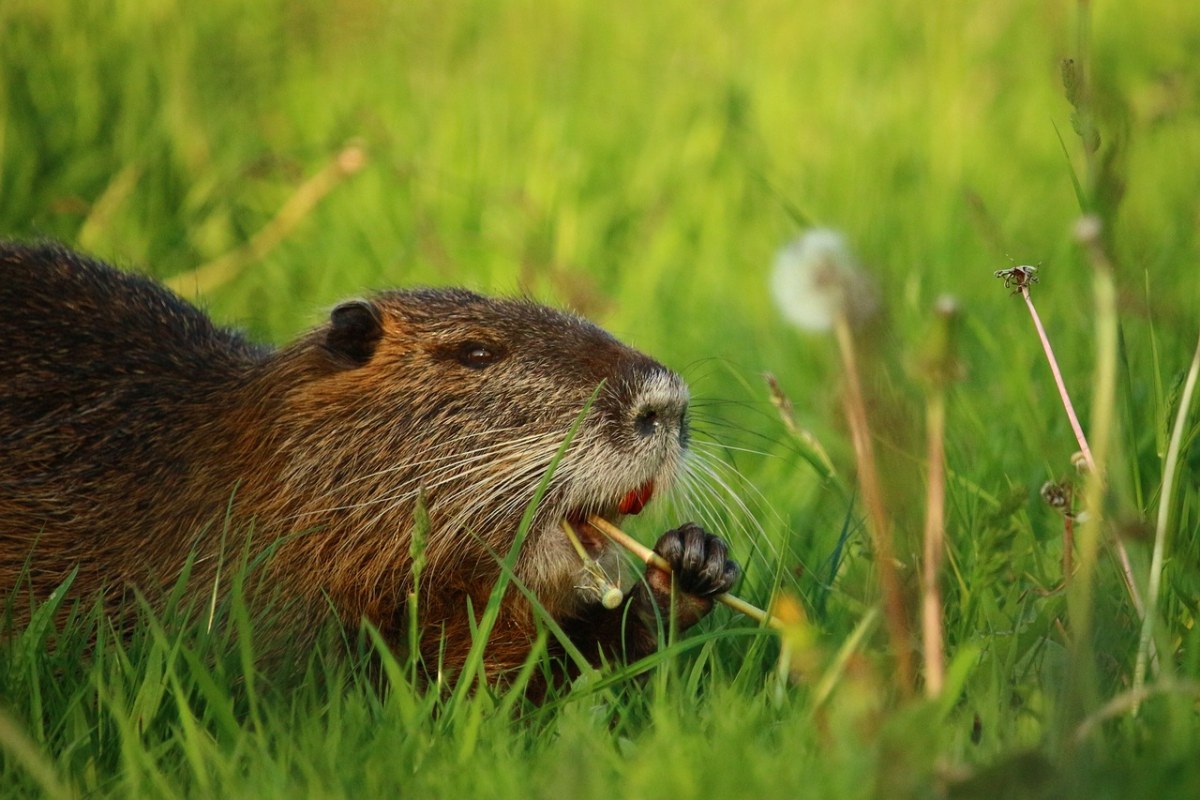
[1133,326,1200,708]
[1020,286,1095,471]
[560,520,623,609]
[587,515,784,630]
[919,296,960,697]
[1020,283,1143,615]
[833,313,915,697]
[1062,513,1075,585]
[559,519,596,564]
[921,389,947,697]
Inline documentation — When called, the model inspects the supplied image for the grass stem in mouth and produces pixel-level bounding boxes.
[560,520,624,609]
[586,515,784,631]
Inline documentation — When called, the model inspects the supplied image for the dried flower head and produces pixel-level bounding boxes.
[994,264,1039,294]
[917,294,965,387]
[770,229,877,332]
[1040,480,1074,516]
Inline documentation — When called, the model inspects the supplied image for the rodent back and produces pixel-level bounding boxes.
[0,243,276,597]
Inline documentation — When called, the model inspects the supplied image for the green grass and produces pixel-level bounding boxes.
[3,0,1200,796]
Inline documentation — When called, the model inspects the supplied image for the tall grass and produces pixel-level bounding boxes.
[3,0,1200,796]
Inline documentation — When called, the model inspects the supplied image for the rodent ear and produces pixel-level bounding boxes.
[324,299,383,367]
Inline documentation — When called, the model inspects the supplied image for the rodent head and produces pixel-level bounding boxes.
[270,288,690,617]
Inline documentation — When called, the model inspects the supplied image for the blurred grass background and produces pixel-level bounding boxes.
[3,0,1200,796]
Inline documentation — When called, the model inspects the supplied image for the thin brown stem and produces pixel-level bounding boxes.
[1019,284,1143,616]
[1020,286,1095,471]
[167,143,367,296]
[1062,514,1075,584]
[832,313,914,697]
[921,391,947,697]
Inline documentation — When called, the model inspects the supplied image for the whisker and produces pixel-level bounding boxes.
[306,427,561,497]
[284,435,566,520]
[690,439,776,459]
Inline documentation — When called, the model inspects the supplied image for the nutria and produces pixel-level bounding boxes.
[0,242,739,689]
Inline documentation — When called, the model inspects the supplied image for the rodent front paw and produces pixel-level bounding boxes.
[652,522,740,598]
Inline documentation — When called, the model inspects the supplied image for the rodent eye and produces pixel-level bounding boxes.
[454,341,501,370]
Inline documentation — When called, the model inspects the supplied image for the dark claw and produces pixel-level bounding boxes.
[652,522,740,598]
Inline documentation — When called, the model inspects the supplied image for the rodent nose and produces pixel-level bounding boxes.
[629,369,690,445]
[633,407,664,438]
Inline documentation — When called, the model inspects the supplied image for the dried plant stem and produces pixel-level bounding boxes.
[1062,513,1075,584]
[921,390,947,697]
[1074,679,1200,745]
[560,520,623,609]
[832,313,914,697]
[560,519,598,565]
[764,372,840,484]
[1020,284,1143,616]
[79,163,143,249]
[587,516,784,631]
[1021,286,1095,471]
[166,142,367,296]
[1133,327,1200,707]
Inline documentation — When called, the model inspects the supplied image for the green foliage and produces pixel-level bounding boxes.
[3,0,1200,796]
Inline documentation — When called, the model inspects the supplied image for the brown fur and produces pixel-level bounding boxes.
[0,242,738,690]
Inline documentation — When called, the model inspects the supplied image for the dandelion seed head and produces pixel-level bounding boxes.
[769,229,877,332]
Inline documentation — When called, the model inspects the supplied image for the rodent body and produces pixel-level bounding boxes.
[0,242,738,688]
